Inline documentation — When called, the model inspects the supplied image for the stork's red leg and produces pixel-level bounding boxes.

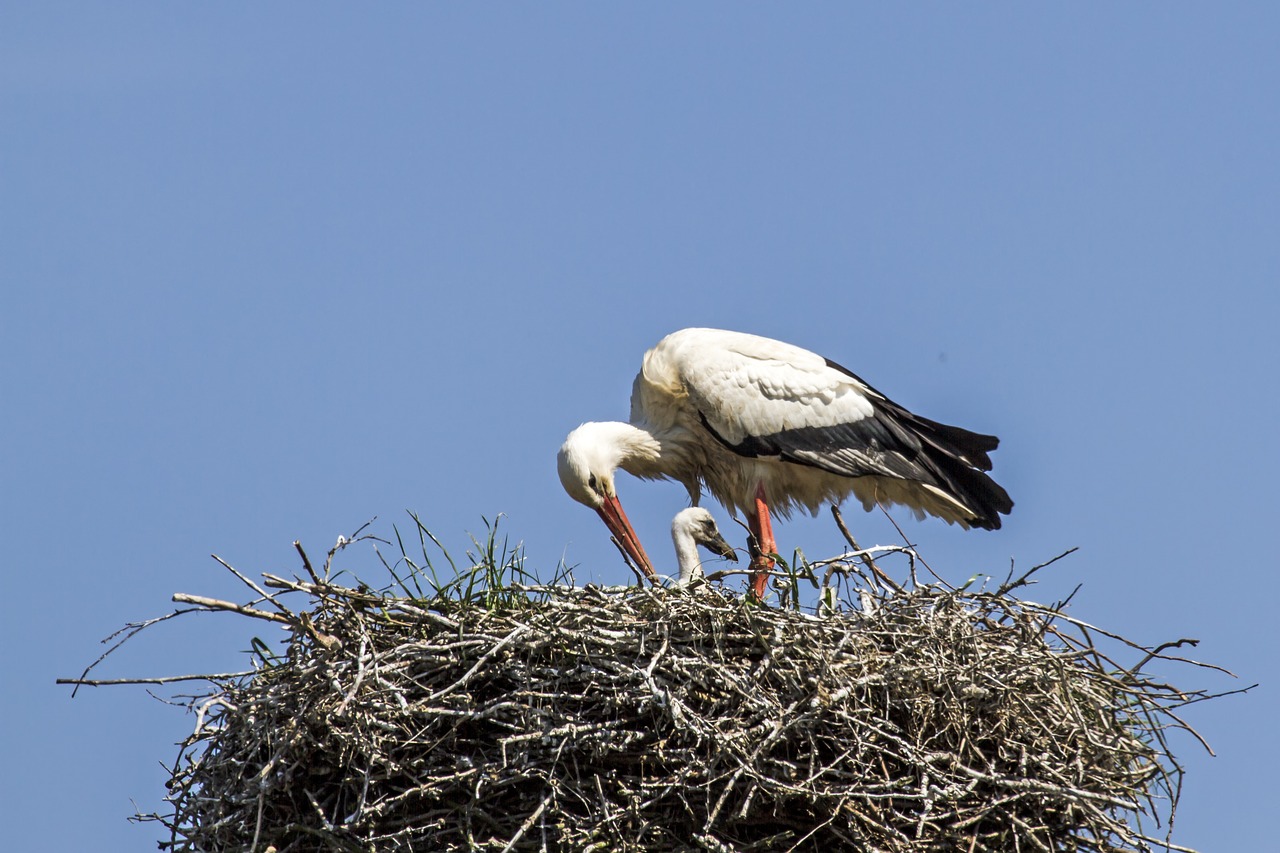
[747,484,776,601]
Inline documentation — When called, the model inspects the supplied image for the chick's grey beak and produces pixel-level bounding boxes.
[705,530,738,562]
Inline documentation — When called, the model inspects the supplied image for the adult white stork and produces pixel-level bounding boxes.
[670,507,738,587]
[557,328,1013,598]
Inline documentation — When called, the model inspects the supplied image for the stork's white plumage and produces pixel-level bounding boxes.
[670,507,737,587]
[557,328,1013,597]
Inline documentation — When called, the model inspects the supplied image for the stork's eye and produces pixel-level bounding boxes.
[588,474,599,492]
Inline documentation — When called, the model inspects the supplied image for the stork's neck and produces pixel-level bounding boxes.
[614,421,684,479]
[624,419,703,506]
[671,525,703,586]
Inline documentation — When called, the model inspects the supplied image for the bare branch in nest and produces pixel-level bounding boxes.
[831,504,903,593]
[293,539,320,585]
[56,672,256,689]
[610,534,649,586]
[63,609,199,698]
[170,593,293,625]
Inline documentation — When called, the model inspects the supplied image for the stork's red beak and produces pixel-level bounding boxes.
[596,494,657,584]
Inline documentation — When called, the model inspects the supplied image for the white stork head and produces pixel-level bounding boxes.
[557,422,663,581]
[670,506,738,587]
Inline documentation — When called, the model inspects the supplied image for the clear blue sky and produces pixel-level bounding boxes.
[3,6,1276,850]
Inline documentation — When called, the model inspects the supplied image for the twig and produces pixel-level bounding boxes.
[210,554,298,623]
[831,505,903,593]
[878,505,943,585]
[171,593,293,625]
[609,536,652,587]
[56,672,255,688]
[500,792,553,853]
[294,540,321,585]
[63,609,198,698]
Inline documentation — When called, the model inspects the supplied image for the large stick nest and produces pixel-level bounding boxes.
[72,526,1230,852]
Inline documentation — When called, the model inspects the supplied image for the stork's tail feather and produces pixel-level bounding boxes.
[914,422,1013,530]
[914,415,1000,472]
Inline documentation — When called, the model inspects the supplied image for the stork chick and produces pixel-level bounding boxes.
[670,507,738,588]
